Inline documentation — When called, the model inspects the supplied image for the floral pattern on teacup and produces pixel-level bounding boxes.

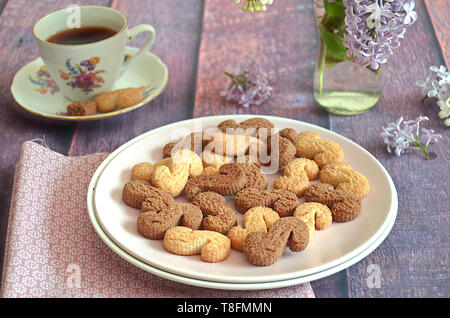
[29,66,59,95]
[59,57,106,94]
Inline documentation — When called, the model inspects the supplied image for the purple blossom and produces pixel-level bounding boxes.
[417,65,450,101]
[80,60,95,71]
[381,116,442,159]
[342,0,417,70]
[417,65,450,126]
[221,58,272,108]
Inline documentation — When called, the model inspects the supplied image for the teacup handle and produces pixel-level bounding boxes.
[121,24,156,75]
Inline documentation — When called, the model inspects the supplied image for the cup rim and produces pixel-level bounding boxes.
[32,5,128,48]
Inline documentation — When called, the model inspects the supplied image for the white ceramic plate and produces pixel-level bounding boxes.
[88,115,398,284]
[87,187,397,290]
[11,47,168,121]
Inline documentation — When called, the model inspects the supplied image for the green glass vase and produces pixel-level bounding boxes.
[313,0,382,115]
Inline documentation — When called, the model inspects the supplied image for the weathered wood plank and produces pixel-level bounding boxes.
[68,0,205,156]
[425,0,450,68]
[0,0,7,15]
[328,0,450,297]
[310,272,348,298]
[0,0,110,290]
[193,0,329,127]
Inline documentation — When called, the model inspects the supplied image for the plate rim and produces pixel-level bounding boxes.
[10,47,169,121]
[87,114,399,284]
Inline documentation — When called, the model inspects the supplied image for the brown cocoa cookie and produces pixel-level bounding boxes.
[192,192,237,235]
[243,217,309,266]
[184,163,248,201]
[163,132,211,158]
[122,180,171,210]
[218,118,275,137]
[266,135,296,169]
[238,163,268,190]
[217,119,240,132]
[163,142,177,159]
[304,183,362,222]
[279,128,298,144]
[234,188,299,217]
[67,101,97,116]
[140,187,176,213]
[138,203,203,240]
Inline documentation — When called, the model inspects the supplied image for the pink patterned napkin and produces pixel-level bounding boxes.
[1,141,315,298]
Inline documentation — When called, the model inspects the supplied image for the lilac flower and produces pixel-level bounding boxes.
[437,98,450,127]
[381,116,442,159]
[417,65,450,126]
[417,65,450,100]
[221,58,273,108]
[342,0,417,70]
[403,1,417,24]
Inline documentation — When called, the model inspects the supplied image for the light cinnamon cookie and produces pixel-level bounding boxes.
[151,149,203,197]
[294,132,344,168]
[201,149,233,174]
[95,87,146,112]
[163,226,231,263]
[131,162,154,182]
[319,162,370,199]
[209,132,262,158]
[228,207,280,252]
[273,158,319,197]
[293,202,332,242]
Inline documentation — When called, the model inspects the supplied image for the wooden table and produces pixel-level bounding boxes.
[0,0,448,298]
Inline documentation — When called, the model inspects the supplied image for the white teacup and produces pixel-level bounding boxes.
[33,6,155,101]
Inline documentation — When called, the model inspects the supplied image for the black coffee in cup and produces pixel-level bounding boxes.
[47,26,117,45]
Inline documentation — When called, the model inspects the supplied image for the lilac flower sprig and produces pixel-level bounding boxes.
[221,58,273,108]
[342,0,417,71]
[381,116,442,160]
[417,65,450,127]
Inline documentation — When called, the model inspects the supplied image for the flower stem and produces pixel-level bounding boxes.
[317,37,326,95]
[412,140,430,160]
[224,71,255,91]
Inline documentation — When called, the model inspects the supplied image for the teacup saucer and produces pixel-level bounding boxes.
[10,47,168,121]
